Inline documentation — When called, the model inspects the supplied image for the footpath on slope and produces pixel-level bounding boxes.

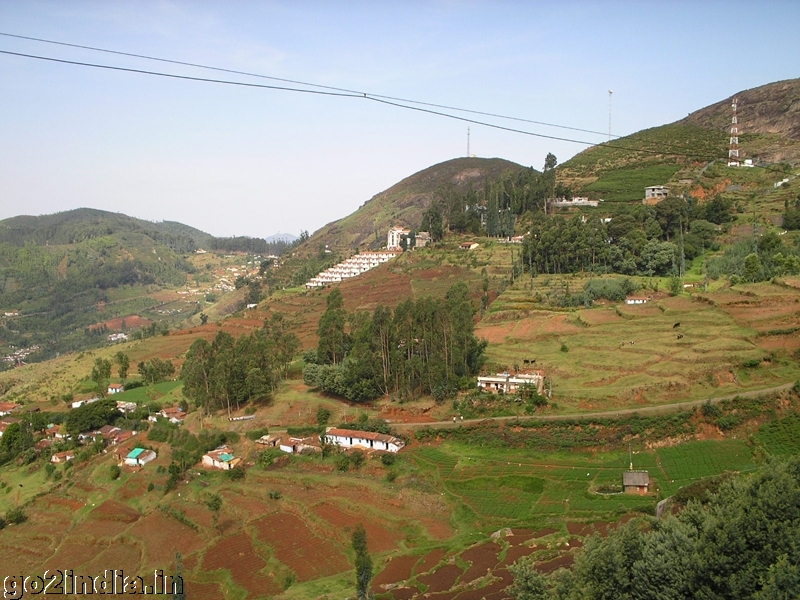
[389,382,796,433]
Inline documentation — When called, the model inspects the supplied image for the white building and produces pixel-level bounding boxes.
[305,251,400,289]
[124,448,157,467]
[387,226,411,251]
[322,428,405,453]
[477,372,545,395]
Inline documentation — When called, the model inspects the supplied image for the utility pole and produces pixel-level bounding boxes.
[728,97,740,167]
[608,90,613,142]
[467,126,470,157]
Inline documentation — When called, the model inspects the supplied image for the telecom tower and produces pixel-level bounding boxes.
[728,97,740,167]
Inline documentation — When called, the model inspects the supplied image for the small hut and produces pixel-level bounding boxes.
[623,470,650,495]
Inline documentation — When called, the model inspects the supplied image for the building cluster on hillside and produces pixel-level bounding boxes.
[386,226,431,251]
[550,197,602,208]
[642,186,670,206]
[3,345,40,367]
[305,250,400,289]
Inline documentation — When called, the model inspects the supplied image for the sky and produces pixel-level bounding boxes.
[1,1,798,239]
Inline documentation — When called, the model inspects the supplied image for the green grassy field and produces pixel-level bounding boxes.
[477,276,800,408]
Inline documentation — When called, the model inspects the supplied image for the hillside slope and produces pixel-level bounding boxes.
[301,157,526,255]
[559,78,800,200]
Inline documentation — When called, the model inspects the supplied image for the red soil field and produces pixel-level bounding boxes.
[41,541,99,571]
[82,541,142,575]
[89,315,153,332]
[253,512,350,582]
[373,555,420,590]
[419,516,454,539]
[91,499,141,523]
[390,586,420,599]
[417,564,464,593]
[46,496,84,511]
[535,554,575,574]
[313,502,399,552]
[202,532,281,597]
[0,536,55,573]
[460,543,501,583]
[413,548,448,575]
[184,581,224,600]
[128,511,206,568]
[566,522,593,536]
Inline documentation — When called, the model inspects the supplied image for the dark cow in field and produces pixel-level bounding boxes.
[673,322,681,329]
[677,334,684,340]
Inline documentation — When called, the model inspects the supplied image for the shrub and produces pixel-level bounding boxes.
[381,453,396,467]
[335,454,350,472]
[386,471,397,483]
[147,482,154,492]
[269,489,282,500]
[226,466,246,481]
[701,400,722,419]
[560,343,569,353]
[110,464,121,480]
[5,507,27,524]
[245,428,270,441]
[349,450,366,469]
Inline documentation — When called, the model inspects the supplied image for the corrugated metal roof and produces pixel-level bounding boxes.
[127,448,145,459]
[623,471,650,486]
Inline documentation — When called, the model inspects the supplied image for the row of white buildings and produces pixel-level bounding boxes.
[305,250,400,289]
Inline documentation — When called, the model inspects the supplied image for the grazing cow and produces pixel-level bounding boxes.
[523,359,529,365]
[673,322,681,329]
[630,341,635,345]
[677,334,684,339]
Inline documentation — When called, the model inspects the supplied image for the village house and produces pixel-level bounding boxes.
[53,424,71,440]
[477,372,545,395]
[625,296,650,305]
[107,383,125,394]
[551,197,601,208]
[202,446,242,470]
[459,242,479,250]
[0,402,20,417]
[279,435,320,454]
[123,447,157,467]
[256,434,282,448]
[322,428,405,453]
[51,450,75,464]
[623,470,650,495]
[149,407,187,424]
[116,400,137,413]
[0,417,21,438]
[642,185,669,205]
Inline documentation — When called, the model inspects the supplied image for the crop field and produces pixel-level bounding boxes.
[656,440,756,496]
[477,277,800,409]
[754,414,800,456]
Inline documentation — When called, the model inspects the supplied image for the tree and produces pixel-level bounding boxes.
[421,202,445,241]
[317,288,348,366]
[352,524,373,600]
[115,351,129,382]
[91,357,112,396]
[206,493,222,531]
[507,557,550,599]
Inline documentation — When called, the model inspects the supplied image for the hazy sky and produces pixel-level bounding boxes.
[1,1,798,238]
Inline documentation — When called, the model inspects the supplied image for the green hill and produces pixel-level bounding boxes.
[560,78,800,202]
[301,157,526,255]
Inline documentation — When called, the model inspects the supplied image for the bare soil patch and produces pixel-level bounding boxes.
[413,547,448,575]
[373,555,420,590]
[253,512,350,582]
[184,581,223,600]
[90,499,140,523]
[89,315,153,332]
[202,532,281,597]
[128,511,205,568]
[313,502,399,552]
[535,554,575,573]
[460,542,501,583]
[417,564,464,593]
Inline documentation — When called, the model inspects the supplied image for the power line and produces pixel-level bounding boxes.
[0,30,616,138]
[0,48,793,176]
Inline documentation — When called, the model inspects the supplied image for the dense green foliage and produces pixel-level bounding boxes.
[304,283,486,402]
[707,231,800,281]
[181,313,299,415]
[352,524,373,600]
[65,398,121,435]
[508,457,800,599]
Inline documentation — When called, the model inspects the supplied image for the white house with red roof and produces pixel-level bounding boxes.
[322,428,405,453]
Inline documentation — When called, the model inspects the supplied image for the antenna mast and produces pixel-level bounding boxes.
[608,90,613,142]
[467,126,470,157]
[728,97,740,167]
